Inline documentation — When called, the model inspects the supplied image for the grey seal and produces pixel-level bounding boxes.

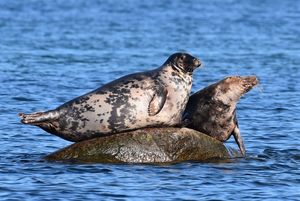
[183,76,259,156]
[19,52,202,142]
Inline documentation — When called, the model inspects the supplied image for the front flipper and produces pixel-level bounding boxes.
[148,88,168,116]
[233,125,246,157]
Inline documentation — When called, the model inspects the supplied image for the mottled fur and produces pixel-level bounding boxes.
[19,53,201,142]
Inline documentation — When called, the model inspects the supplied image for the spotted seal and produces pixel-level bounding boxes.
[182,76,259,156]
[19,52,202,142]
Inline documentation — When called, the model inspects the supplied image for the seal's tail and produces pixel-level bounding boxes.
[19,110,59,125]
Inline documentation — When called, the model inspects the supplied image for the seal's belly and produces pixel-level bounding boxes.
[60,85,189,135]
[60,88,148,134]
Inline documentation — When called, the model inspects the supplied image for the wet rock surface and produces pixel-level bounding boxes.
[45,127,238,163]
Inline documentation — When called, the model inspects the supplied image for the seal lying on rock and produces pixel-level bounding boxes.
[19,52,201,142]
[183,76,259,156]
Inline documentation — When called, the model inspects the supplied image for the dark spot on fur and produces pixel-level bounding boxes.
[81,117,90,122]
[132,84,140,88]
[70,121,79,130]
[123,80,135,85]
[84,105,95,112]
[95,90,107,95]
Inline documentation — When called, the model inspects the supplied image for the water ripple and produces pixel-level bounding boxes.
[0,0,300,200]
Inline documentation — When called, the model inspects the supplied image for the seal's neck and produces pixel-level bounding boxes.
[221,91,243,106]
[170,63,192,76]
[159,64,192,84]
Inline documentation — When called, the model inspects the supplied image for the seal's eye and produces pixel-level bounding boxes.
[178,55,185,61]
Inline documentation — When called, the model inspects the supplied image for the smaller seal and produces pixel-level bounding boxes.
[182,76,259,156]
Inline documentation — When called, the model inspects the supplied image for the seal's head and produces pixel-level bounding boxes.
[216,76,259,104]
[165,52,202,74]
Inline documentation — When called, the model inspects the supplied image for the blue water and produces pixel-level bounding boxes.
[1,0,300,200]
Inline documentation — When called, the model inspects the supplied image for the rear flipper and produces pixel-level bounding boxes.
[233,125,246,157]
[19,110,59,124]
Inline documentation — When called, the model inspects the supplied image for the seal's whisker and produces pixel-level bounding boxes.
[257,84,264,96]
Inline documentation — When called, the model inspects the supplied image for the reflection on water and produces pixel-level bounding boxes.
[0,0,300,200]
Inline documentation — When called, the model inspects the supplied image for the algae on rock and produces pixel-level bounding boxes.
[45,127,236,163]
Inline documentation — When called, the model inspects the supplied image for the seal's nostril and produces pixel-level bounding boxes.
[194,59,201,67]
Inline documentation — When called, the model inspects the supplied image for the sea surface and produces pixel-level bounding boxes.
[0,0,300,200]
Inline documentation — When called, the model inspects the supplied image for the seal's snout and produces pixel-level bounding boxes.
[245,76,259,86]
[241,76,259,93]
[193,58,202,68]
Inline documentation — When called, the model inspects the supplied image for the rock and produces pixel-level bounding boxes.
[45,127,240,163]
